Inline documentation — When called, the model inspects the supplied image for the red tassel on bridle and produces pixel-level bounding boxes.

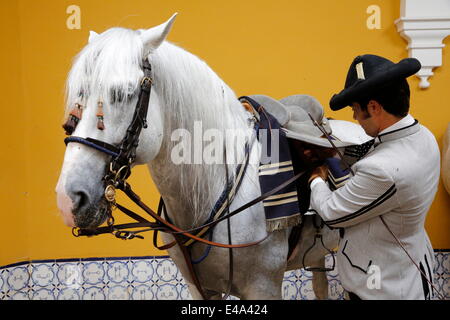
[62,103,83,135]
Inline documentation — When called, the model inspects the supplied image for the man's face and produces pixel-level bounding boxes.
[291,139,336,167]
[351,102,379,137]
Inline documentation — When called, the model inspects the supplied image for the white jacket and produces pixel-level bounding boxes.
[310,115,440,299]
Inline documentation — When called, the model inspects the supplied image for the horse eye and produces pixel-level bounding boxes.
[126,83,138,100]
[110,88,125,104]
[117,90,124,103]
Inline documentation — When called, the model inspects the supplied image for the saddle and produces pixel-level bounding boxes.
[246,94,371,147]
[243,94,364,268]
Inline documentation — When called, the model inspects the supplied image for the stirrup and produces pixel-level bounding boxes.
[302,215,336,272]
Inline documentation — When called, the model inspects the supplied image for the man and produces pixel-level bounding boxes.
[308,54,440,299]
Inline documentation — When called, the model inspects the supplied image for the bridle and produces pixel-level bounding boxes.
[65,59,153,197]
[62,57,305,299]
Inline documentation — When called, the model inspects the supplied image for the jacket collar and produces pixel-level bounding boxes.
[375,114,420,145]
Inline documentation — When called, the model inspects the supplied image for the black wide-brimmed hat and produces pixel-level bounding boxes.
[329,54,421,111]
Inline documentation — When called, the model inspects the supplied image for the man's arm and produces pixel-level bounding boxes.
[309,163,399,228]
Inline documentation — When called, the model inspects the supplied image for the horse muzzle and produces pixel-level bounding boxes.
[56,177,111,229]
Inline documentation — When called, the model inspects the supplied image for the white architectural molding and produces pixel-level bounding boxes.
[395,0,450,88]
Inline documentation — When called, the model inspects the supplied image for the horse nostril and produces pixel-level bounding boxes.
[73,190,90,212]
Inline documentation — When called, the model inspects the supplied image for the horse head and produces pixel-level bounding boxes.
[55,14,177,229]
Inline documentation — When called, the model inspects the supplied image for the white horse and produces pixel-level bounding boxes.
[55,14,341,299]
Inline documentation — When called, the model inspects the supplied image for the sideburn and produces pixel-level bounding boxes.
[357,99,372,120]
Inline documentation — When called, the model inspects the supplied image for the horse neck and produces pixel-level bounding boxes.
[148,42,251,229]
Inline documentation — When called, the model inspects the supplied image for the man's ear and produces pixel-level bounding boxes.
[367,100,383,116]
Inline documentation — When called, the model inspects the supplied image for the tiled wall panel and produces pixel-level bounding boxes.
[1,252,448,300]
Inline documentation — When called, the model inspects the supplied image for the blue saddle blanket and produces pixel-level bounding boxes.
[239,96,301,232]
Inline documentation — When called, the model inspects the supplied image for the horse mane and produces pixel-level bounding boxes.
[65,27,144,114]
[65,27,256,226]
[151,41,255,226]
[151,41,249,134]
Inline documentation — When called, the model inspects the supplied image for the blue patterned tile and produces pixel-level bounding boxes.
[155,259,178,283]
[177,283,192,300]
[298,278,315,300]
[434,252,449,299]
[0,251,448,300]
[106,261,130,284]
[31,263,55,287]
[10,290,30,300]
[328,278,345,300]
[131,260,153,283]
[56,261,82,289]
[155,283,178,300]
[131,284,154,300]
[107,285,130,300]
[0,269,6,296]
[282,280,299,300]
[7,265,30,291]
[437,252,449,275]
[58,287,81,300]
[83,261,105,286]
[31,287,56,300]
[283,270,297,282]
[82,286,106,300]
[299,268,314,280]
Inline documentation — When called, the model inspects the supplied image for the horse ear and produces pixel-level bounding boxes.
[88,31,99,43]
[140,13,178,52]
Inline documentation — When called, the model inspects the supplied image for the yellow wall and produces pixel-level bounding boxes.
[1,0,449,266]
[0,1,28,264]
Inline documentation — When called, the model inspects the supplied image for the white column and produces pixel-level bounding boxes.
[395,0,450,89]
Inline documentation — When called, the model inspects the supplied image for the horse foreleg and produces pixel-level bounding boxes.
[312,256,329,300]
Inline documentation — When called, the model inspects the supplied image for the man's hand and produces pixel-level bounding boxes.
[308,164,329,185]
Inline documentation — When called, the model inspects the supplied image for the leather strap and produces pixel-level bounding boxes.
[167,171,305,237]
[74,170,305,247]
[122,182,273,248]
[111,60,152,172]
[175,234,208,300]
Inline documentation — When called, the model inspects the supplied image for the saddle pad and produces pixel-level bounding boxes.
[240,96,301,232]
